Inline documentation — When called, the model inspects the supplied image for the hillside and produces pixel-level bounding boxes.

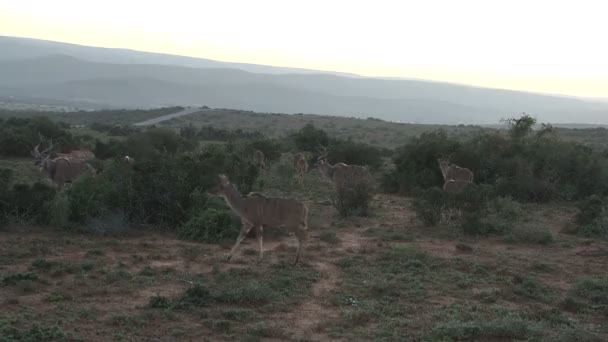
[1,37,608,124]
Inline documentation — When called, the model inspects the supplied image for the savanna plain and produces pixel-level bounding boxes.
[1,107,608,341]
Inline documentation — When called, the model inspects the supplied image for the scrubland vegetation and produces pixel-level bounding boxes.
[1,107,607,341]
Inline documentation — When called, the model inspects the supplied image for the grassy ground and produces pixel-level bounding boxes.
[1,167,607,341]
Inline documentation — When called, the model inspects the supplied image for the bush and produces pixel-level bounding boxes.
[573,277,608,305]
[326,138,382,169]
[49,192,71,229]
[576,195,605,226]
[61,142,259,228]
[249,138,283,163]
[575,196,608,239]
[293,123,329,152]
[413,187,447,226]
[333,177,374,217]
[177,284,212,308]
[385,114,608,201]
[178,208,240,243]
[4,181,57,224]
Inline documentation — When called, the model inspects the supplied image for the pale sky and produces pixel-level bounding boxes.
[1,0,607,98]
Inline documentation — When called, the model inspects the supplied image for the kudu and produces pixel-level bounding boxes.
[56,149,95,161]
[253,150,268,170]
[31,140,95,190]
[437,158,474,182]
[315,155,372,188]
[293,153,309,185]
[214,174,309,264]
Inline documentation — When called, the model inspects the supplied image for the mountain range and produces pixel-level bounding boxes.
[1,35,607,124]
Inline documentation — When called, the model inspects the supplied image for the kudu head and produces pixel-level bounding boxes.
[31,137,54,170]
[209,174,236,197]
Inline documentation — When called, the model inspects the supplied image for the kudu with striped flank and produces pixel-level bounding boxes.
[315,154,372,188]
[214,174,309,265]
[31,139,95,190]
[438,157,474,194]
[293,152,309,185]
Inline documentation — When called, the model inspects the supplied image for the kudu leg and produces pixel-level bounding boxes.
[255,225,264,261]
[227,221,253,261]
[293,228,308,265]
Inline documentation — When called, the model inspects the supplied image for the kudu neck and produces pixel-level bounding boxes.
[220,183,245,215]
[438,163,449,179]
[320,162,335,178]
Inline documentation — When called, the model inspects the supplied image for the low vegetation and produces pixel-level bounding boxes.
[1,111,607,340]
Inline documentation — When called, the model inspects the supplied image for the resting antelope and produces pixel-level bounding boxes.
[124,155,135,164]
[316,156,372,188]
[214,174,308,264]
[31,140,95,190]
[293,153,309,185]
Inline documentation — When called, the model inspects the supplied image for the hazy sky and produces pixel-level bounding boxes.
[1,0,607,98]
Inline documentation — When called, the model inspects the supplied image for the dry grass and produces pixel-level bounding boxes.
[1,194,607,341]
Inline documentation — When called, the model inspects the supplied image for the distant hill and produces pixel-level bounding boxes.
[1,36,608,124]
[0,36,359,77]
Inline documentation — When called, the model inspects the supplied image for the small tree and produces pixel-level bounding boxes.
[293,123,329,152]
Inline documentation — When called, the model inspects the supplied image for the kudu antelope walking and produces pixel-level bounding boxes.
[437,158,474,182]
[438,158,474,193]
[31,140,95,190]
[316,156,372,188]
[214,174,308,264]
[293,153,309,185]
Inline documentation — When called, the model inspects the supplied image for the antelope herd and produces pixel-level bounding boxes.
[27,136,474,264]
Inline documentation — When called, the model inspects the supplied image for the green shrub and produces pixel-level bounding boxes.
[333,177,374,217]
[213,280,274,305]
[326,138,382,169]
[5,181,56,224]
[177,208,240,243]
[412,187,447,226]
[177,284,212,308]
[147,295,172,309]
[61,142,259,228]
[512,276,553,302]
[2,272,39,286]
[385,114,608,201]
[0,321,66,342]
[576,195,605,226]
[293,123,329,152]
[578,215,608,239]
[320,231,339,244]
[573,277,608,305]
[573,195,608,239]
[249,138,282,163]
[49,192,71,229]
